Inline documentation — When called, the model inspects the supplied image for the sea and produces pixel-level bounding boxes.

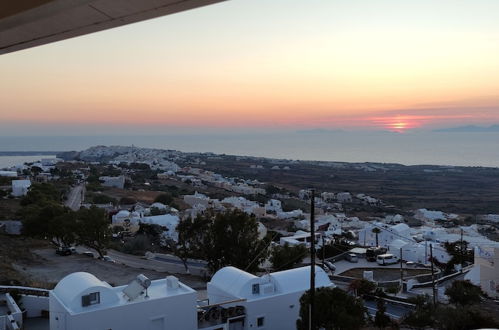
[0,155,57,169]
[0,131,499,168]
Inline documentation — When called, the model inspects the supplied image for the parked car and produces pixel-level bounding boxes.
[82,251,95,258]
[101,256,116,263]
[346,253,359,263]
[55,246,72,256]
[376,253,399,265]
[323,260,336,273]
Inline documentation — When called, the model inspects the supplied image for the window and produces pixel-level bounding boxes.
[81,292,100,307]
[252,284,260,294]
[257,317,265,327]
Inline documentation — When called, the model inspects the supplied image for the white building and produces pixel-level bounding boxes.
[11,179,31,196]
[414,209,449,222]
[276,209,303,220]
[50,272,196,330]
[48,266,335,330]
[321,192,336,203]
[336,192,352,203]
[265,199,282,213]
[358,223,412,248]
[0,171,18,177]
[184,192,211,207]
[465,247,499,298]
[99,176,125,189]
[206,266,334,330]
[139,214,180,242]
[280,231,322,248]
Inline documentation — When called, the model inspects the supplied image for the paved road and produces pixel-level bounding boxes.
[364,299,414,320]
[154,255,207,268]
[74,247,208,277]
[65,184,85,210]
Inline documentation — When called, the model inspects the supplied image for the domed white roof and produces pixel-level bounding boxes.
[53,272,119,312]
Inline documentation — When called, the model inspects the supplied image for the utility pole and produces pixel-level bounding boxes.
[425,240,428,264]
[309,189,316,330]
[460,228,464,272]
[430,244,437,306]
[400,247,404,283]
[322,235,325,265]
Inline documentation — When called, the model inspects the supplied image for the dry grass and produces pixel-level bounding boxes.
[0,235,50,285]
[340,267,431,281]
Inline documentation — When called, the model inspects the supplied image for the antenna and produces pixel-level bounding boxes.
[309,189,316,330]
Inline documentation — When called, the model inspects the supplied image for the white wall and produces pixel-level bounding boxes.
[4,293,22,326]
[50,291,197,330]
[244,292,303,330]
[21,295,49,318]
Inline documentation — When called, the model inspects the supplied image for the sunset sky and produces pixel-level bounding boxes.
[1,0,499,135]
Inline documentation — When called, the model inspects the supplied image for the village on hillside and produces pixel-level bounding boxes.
[1,145,499,329]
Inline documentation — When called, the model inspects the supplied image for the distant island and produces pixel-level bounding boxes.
[0,151,61,156]
[434,124,499,132]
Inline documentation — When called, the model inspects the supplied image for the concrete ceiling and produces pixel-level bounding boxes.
[0,0,226,55]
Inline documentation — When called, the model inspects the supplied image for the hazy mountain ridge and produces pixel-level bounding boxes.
[434,125,499,132]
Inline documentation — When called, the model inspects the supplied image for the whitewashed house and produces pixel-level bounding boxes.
[336,192,352,203]
[465,247,499,298]
[265,199,282,213]
[206,266,334,330]
[139,214,180,242]
[0,171,18,177]
[184,192,211,207]
[280,231,322,248]
[358,223,412,248]
[99,176,125,189]
[49,273,196,330]
[48,266,335,330]
[11,179,31,196]
[321,192,336,203]
[276,209,303,220]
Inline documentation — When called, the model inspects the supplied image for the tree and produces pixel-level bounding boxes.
[75,206,111,258]
[137,223,164,247]
[348,279,377,297]
[174,216,211,273]
[443,241,473,272]
[174,210,270,273]
[445,280,483,306]
[433,305,499,330]
[20,183,60,206]
[21,201,77,246]
[92,194,117,205]
[372,227,381,247]
[150,207,167,216]
[269,243,307,271]
[154,193,173,205]
[374,298,391,329]
[119,197,137,205]
[403,294,435,329]
[297,287,366,330]
[316,238,351,259]
[30,166,43,177]
[48,210,77,247]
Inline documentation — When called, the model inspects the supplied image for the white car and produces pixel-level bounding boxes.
[346,253,359,263]
[376,253,399,265]
[101,256,116,263]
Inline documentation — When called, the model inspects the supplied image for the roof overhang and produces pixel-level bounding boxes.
[0,0,227,55]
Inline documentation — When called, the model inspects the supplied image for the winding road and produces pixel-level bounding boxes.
[65,183,85,211]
